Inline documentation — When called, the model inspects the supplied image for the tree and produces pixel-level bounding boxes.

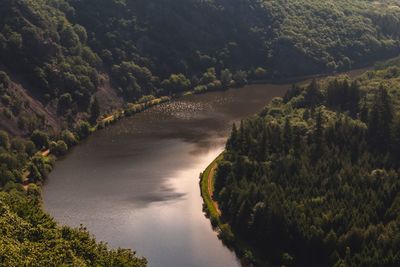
[30,130,49,150]
[25,141,36,156]
[200,68,217,85]
[0,71,10,88]
[57,93,73,115]
[232,70,248,87]
[368,86,393,154]
[254,67,267,79]
[220,69,233,88]
[50,141,68,156]
[313,109,325,160]
[226,123,238,150]
[283,117,292,152]
[61,130,78,147]
[0,130,10,150]
[89,97,100,124]
[161,74,191,93]
[304,79,323,108]
[347,81,360,117]
[76,121,91,140]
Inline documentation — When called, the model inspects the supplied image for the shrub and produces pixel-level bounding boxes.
[61,130,78,147]
[49,140,68,156]
[75,121,91,140]
[30,130,49,150]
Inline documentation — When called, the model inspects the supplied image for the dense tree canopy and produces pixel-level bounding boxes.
[0,188,147,266]
[1,0,400,113]
[215,64,400,266]
[2,0,400,265]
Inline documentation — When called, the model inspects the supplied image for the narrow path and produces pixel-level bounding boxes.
[207,163,221,216]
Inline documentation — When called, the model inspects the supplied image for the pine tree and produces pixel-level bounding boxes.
[368,86,393,154]
[283,117,292,153]
[90,97,100,125]
[347,81,360,117]
[227,123,238,151]
[313,108,324,160]
[304,79,322,108]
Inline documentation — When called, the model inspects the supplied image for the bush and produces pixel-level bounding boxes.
[61,130,78,147]
[49,140,68,156]
[3,108,12,119]
[57,93,73,115]
[254,67,268,79]
[75,121,91,140]
[137,95,155,104]
[30,130,49,150]
[232,70,248,87]
[194,85,207,94]
[220,69,233,88]
[24,141,36,156]
[0,130,10,150]
[161,73,191,93]
[219,224,235,243]
[0,71,10,88]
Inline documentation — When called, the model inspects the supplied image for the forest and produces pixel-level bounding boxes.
[1,0,400,265]
[2,0,400,134]
[215,62,400,266]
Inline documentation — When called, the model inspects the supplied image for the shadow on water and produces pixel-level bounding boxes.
[42,67,370,267]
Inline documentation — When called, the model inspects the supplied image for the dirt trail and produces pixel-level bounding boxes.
[207,163,221,216]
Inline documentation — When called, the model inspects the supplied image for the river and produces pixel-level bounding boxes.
[42,68,370,267]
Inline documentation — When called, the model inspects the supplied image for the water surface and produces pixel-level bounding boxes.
[43,70,368,267]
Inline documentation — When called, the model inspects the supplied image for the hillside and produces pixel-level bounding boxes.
[214,62,400,266]
[2,0,400,265]
[1,0,400,135]
[0,189,147,266]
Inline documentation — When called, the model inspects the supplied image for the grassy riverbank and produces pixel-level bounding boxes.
[200,153,223,226]
[200,153,272,267]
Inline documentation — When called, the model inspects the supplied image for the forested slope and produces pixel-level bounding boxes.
[2,0,400,265]
[215,63,400,266]
[1,0,400,135]
[0,189,147,266]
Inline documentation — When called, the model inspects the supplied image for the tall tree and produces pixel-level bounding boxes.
[90,97,100,125]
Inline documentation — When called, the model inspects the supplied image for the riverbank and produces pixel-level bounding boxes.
[200,153,272,267]
[197,61,383,266]
[200,153,223,226]
[17,53,400,191]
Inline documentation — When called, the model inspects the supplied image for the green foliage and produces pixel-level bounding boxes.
[30,130,49,150]
[0,0,100,114]
[89,97,100,124]
[161,74,191,93]
[111,61,155,100]
[57,93,73,115]
[232,70,248,87]
[49,140,68,157]
[0,0,400,129]
[0,190,147,266]
[68,0,400,81]
[3,1,400,266]
[75,121,91,140]
[216,65,400,266]
[220,69,233,88]
[0,131,10,150]
[24,141,37,157]
[60,129,78,147]
[254,67,268,79]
